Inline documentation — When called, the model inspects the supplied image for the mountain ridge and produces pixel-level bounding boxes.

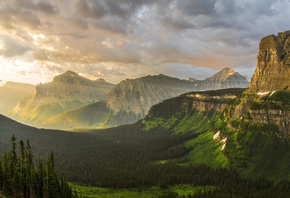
[10,71,115,126]
[42,67,248,130]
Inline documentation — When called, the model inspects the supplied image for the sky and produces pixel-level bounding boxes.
[0,0,290,85]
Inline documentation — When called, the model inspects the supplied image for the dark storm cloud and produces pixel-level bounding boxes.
[0,8,41,31]
[75,0,155,20]
[36,1,59,15]
[174,0,217,16]
[75,0,107,19]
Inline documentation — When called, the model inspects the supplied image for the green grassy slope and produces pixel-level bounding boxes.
[139,89,244,168]
[217,89,290,180]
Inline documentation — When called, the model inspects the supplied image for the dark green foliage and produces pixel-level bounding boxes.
[151,168,290,197]
[0,136,78,198]
[249,100,264,110]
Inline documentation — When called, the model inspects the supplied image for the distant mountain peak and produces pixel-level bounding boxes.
[52,71,86,84]
[214,67,235,78]
[95,78,106,82]
[186,77,197,82]
[221,67,234,72]
[61,70,79,77]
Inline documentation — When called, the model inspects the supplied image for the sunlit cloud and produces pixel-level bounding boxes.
[0,0,290,84]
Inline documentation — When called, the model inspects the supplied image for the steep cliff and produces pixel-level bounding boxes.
[229,31,290,139]
[215,31,290,179]
[249,31,290,92]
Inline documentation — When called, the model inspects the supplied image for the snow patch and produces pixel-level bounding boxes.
[221,138,227,150]
[257,91,269,96]
[213,131,220,140]
[221,143,226,150]
[213,131,227,150]
[270,91,276,96]
[221,137,227,143]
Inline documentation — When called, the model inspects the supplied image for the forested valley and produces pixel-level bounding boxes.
[1,115,290,197]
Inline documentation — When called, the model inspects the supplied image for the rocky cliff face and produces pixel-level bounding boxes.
[230,31,290,139]
[106,74,196,117]
[11,71,115,125]
[146,89,243,119]
[248,31,290,92]
[107,69,248,117]
[142,88,244,134]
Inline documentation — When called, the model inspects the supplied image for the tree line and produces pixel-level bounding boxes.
[0,135,78,198]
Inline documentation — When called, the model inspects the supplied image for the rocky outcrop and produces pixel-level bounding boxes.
[183,91,239,116]
[230,30,290,139]
[144,88,244,123]
[248,31,290,92]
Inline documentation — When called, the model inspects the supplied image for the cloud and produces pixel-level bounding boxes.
[0,35,31,58]
[75,0,107,19]
[1,0,290,84]
[36,1,59,15]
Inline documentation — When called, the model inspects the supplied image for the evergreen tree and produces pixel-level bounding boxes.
[0,136,78,198]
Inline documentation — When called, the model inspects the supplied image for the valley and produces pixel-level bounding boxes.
[1,0,290,196]
[1,30,290,197]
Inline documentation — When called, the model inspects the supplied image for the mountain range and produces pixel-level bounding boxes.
[1,31,290,194]
[9,70,115,126]
[30,67,247,130]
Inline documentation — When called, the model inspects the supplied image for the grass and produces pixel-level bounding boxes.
[183,131,229,168]
[142,110,221,135]
[71,183,214,198]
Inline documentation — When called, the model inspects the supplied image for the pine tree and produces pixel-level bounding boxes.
[25,139,34,198]
[0,136,78,198]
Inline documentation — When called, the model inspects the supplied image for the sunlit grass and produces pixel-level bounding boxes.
[71,183,214,198]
